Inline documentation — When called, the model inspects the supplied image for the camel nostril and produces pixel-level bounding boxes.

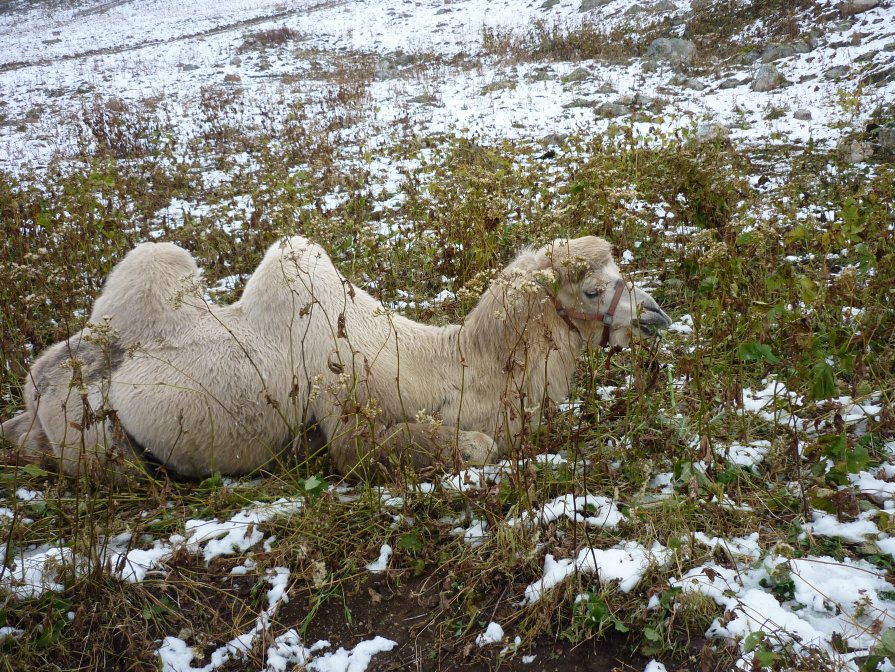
[636,306,672,331]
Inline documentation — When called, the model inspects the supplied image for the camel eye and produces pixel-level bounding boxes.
[584,288,601,299]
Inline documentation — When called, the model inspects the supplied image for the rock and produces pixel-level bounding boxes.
[885,42,895,52]
[223,73,241,83]
[690,0,712,9]
[579,0,611,11]
[597,82,617,94]
[762,43,795,63]
[540,0,559,9]
[561,67,590,83]
[695,123,729,143]
[651,0,677,12]
[839,0,879,17]
[408,93,439,105]
[374,58,397,81]
[646,37,697,67]
[617,93,667,111]
[794,109,812,120]
[792,40,813,54]
[480,79,516,94]
[738,50,761,65]
[719,77,747,89]
[840,139,874,163]
[684,77,706,91]
[879,127,895,150]
[751,64,785,92]
[563,98,599,109]
[856,49,878,62]
[824,65,850,79]
[595,102,631,118]
[624,3,645,16]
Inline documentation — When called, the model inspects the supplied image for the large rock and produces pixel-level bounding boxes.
[751,64,786,92]
[646,37,697,67]
[840,139,874,163]
[824,65,850,79]
[595,102,631,118]
[579,0,612,11]
[794,109,812,120]
[839,0,879,16]
[879,127,895,150]
[762,43,795,62]
[695,123,730,143]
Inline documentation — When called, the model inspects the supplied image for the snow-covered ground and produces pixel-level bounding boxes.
[1,1,895,671]
[2,0,894,176]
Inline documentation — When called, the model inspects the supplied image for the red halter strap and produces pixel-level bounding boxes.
[553,279,627,348]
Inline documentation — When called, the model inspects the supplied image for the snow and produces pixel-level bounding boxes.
[475,621,505,647]
[366,544,392,573]
[2,0,895,667]
[1,0,893,178]
[522,541,671,605]
[307,636,398,672]
[674,553,895,661]
[510,494,626,529]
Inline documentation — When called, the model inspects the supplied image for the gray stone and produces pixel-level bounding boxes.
[561,67,590,83]
[824,65,850,79]
[684,77,706,91]
[562,98,598,109]
[408,93,439,105]
[885,42,895,52]
[762,43,795,63]
[840,139,875,163]
[579,0,611,11]
[738,50,761,65]
[695,123,729,143]
[690,0,712,9]
[879,127,895,150]
[856,49,879,62]
[480,79,516,94]
[597,82,617,94]
[792,40,813,54]
[540,0,559,9]
[719,77,747,89]
[651,0,677,12]
[617,93,667,111]
[624,3,645,16]
[646,37,697,67]
[374,58,398,81]
[794,109,813,120]
[751,64,785,92]
[595,102,631,118]
[839,0,879,17]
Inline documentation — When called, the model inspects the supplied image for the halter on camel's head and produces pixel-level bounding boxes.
[551,277,627,349]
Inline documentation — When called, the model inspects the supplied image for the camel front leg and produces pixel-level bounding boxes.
[1,411,51,466]
[325,417,498,477]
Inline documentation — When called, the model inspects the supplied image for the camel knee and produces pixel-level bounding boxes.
[1,412,51,465]
[456,430,499,464]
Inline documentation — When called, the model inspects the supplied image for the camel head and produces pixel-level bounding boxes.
[541,237,672,348]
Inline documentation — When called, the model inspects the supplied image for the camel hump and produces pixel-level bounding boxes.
[90,241,203,343]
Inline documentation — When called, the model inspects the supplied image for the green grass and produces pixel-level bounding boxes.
[0,63,894,671]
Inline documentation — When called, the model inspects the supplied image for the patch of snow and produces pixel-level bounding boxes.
[366,544,392,573]
[522,541,670,604]
[475,621,505,647]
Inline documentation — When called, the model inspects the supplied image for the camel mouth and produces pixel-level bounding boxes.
[633,307,673,336]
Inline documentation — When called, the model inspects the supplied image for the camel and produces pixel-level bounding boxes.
[1,236,671,479]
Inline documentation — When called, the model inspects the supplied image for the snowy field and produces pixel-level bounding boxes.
[1,0,895,671]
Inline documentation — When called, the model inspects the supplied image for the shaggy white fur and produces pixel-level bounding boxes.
[1,236,670,478]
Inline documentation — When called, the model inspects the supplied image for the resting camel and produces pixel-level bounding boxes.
[1,236,671,479]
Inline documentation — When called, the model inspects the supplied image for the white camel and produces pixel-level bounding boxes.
[1,236,671,478]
